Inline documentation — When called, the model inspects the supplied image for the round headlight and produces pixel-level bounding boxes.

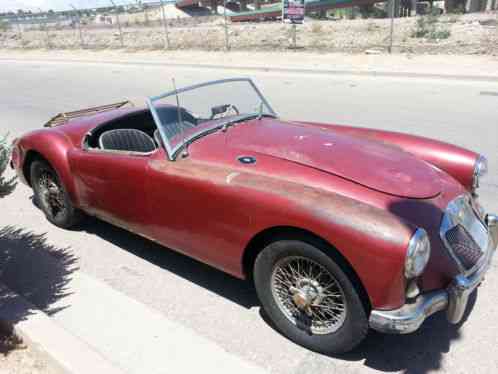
[473,155,488,189]
[405,228,431,278]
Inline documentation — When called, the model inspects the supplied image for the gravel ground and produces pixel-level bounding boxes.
[1,11,497,54]
[0,327,53,374]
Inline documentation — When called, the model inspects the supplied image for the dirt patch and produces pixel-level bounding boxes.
[0,325,53,374]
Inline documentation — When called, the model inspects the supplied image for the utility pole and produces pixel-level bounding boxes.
[223,0,229,51]
[110,0,124,48]
[70,4,84,48]
[159,0,170,49]
[38,8,51,49]
[292,23,297,49]
[223,0,230,52]
[388,0,395,54]
[15,15,24,48]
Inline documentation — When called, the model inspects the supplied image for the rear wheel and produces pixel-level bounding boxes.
[31,159,83,229]
[254,238,368,354]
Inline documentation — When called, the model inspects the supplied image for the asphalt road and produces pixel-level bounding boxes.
[1,59,498,374]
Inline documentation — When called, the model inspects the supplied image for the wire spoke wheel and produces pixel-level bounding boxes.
[37,170,67,220]
[270,256,347,335]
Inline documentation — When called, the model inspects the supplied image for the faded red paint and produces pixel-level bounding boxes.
[13,107,479,311]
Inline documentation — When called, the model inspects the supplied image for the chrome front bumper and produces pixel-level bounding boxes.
[369,214,497,334]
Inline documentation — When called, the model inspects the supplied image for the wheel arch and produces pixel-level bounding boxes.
[23,150,48,186]
[20,137,80,207]
[242,225,372,313]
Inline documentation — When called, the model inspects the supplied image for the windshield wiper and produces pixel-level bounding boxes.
[220,113,276,130]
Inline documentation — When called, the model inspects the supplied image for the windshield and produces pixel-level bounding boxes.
[147,78,276,159]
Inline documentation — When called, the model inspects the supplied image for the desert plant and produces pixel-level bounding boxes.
[0,134,16,197]
[411,15,451,40]
[310,22,323,34]
[0,19,10,32]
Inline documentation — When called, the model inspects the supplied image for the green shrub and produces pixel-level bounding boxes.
[0,134,16,198]
[0,135,10,175]
[0,19,10,32]
[411,15,451,40]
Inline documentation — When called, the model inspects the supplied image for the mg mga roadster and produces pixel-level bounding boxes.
[11,79,497,353]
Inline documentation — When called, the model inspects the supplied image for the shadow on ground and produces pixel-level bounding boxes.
[262,292,475,374]
[0,226,78,353]
[83,217,259,309]
[83,215,474,374]
[340,292,475,374]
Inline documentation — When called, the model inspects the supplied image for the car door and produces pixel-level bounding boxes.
[69,148,153,235]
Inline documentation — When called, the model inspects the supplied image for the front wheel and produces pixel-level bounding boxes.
[253,238,369,354]
[31,159,83,229]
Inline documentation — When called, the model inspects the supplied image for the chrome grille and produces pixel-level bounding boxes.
[440,195,489,274]
[445,225,483,270]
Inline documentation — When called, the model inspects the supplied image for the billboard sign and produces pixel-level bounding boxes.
[282,0,305,24]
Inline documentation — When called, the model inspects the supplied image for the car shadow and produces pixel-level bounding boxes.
[260,291,476,374]
[72,197,473,374]
[340,291,476,374]
[82,217,259,309]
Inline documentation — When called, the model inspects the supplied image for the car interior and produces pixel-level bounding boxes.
[84,107,197,154]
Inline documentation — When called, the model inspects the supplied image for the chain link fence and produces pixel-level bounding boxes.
[0,2,497,54]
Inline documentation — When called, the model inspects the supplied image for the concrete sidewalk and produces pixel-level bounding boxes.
[1,50,498,82]
[0,273,267,374]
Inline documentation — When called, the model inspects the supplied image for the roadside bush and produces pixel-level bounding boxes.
[0,135,10,175]
[411,15,451,40]
[0,20,10,32]
[310,22,323,34]
[0,134,16,197]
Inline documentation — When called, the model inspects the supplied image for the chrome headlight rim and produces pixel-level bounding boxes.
[473,155,488,190]
[405,228,431,279]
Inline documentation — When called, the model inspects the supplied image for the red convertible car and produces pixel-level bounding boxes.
[11,78,497,353]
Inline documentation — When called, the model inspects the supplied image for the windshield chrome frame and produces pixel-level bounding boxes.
[146,78,277,161]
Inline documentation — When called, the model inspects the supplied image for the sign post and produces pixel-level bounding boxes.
[282,0,305,49]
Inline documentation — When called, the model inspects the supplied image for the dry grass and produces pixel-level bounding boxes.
[310,22,323,34]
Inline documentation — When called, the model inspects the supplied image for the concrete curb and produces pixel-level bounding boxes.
[0,283,126,374]
[1,57,498,82]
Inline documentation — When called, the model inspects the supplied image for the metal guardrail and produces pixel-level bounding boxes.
[43,100,133,127]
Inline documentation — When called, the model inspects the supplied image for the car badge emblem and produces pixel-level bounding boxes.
[238,156,256,165]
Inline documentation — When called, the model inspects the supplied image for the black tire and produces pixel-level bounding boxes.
[254,237,368,354]
[30,159,83,229]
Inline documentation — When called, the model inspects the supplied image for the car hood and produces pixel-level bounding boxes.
[227,118,441,199]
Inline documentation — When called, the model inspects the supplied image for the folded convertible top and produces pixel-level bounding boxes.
[43,100,133,128]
